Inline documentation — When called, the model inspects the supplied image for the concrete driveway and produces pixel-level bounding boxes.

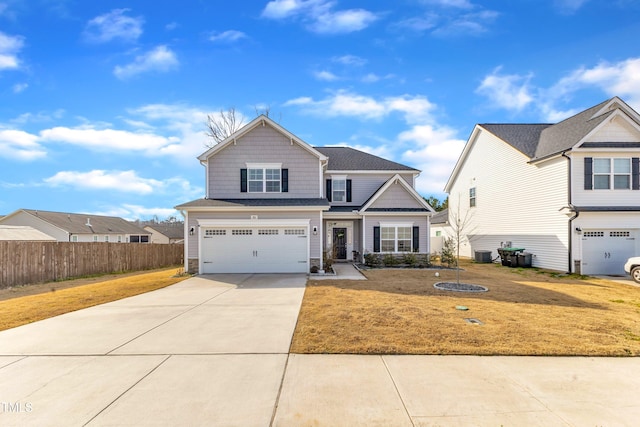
[0,274,306,426]
[2,273,640,426]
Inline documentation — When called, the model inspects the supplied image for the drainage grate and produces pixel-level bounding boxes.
[464,318,484,325]
[433,282,488,293]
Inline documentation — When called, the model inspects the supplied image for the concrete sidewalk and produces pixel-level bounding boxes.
[1,274,640,426]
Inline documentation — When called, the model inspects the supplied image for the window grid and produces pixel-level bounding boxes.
[584,231,604,237]
[284,229,305,235]
[258,229,279,235]
[469,187,476,207]
[610,231,630,237]
[205,229,226,236]
[232,229,253,236]
[381,226,412,252]
[333,179,346,202]
[248,168,281,193]
[594,158,631,190]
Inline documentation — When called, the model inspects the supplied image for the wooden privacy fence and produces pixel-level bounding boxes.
[0,242,184,288]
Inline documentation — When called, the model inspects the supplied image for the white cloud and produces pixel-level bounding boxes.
[93,204,181,221]
[262,0,378,34]
[208,30,247,43]
[313,70,339,81]
[554,0,589,14]
[39,126,180,154]
[421,0,474,8]
[0,129,46,161]
[0,31,24,70]
[12,82,27,93]
[332,54,367,66]
[476,67,534,111]
[310,8,378,34]
[84,9,143,43]
[114,45,178,79]
[399,125,466,194]
[395,2,498,37]
[476,57,640,121]
[45,170,163,194]
[285,90,434,123]
[432,10,499,37]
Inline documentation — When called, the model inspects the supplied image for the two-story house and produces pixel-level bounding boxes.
[444,96,640,275]
[175,115,433,274]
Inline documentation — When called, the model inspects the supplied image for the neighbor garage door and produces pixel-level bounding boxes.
[582,229,636,275]
[200,225,309,273]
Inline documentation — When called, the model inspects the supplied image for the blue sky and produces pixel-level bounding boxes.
[1,0,640,220]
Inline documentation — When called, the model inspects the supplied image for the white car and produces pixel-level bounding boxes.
[624,257,640,284]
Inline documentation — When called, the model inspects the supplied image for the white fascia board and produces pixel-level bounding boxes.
[325,170,419,175]
[574,110,640,151]
[323,211,361,219]
[592,96,640,126]
[198,218,311,227]
[361,211,432,217]
[444,125,481,193]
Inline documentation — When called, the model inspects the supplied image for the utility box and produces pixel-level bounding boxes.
[474,250,492,263]
[517,252,532,268]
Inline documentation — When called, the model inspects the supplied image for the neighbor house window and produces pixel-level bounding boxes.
[117,235,122,243]
[435,231,441,237]
[594,158,631,189]
[93,235,98,242]
[104,235,109,242]
[72,235,78,242]
[469,187,476,207]
[381,226,412,252]
[332,178,346,202]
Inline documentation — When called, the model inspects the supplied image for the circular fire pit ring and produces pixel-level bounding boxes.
[433,282,488,293]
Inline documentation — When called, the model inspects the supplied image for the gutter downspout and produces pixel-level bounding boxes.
[562,151,578,273]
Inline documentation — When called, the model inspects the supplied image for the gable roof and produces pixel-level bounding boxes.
[479,124,552,158]
[360,174,434,213]
[430,208,449,225]
[314,146,419,172]
[197,115,328,163]
[144,224,184,239]
[5,209,150,235]
[0,225,56,241]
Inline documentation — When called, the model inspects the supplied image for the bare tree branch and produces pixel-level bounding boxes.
[205,107,245,147]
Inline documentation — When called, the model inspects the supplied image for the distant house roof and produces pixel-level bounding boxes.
[0,225,56,241]
[314,147,419,172]
[431,208,449,225]
[144,224,184,239]
[175,198,330,209]
[18,209,150,235]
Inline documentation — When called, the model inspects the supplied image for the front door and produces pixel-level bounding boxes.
[333,228,347,260]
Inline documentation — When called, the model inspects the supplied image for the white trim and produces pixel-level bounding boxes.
[325,170,419,175]
[319,210,324,269]
[198,219,311,227]
[183,212,189,272]
[379,222,415,227]
[246,162,282,169]
[180,206,329,212]
[330,174,347,180]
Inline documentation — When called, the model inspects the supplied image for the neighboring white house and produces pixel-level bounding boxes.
[445,96,640,275]
[429,208,452,254]
[0,209,151,243]
[176,115,434,274]
[0,225,56,241]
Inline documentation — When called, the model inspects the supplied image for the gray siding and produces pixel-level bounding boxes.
[363,215,430,254]
[1,212,68,241]
[186,210,322,260]
[327,173,416,207]
[368,183,424,209]
[208,125,321,199]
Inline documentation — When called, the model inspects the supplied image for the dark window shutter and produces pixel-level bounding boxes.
[412,226,419,253]
[326,179,332,202]
[240,169,247,193]
[632,158,639,190]
[282,169,288,192]
[346,179,352,203]
[373,226,380,253]
[584,157,593,190]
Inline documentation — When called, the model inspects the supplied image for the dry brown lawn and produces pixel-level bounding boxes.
[0,267,188,331]
[291,261,640,356]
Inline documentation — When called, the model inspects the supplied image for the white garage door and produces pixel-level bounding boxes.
[582,230,636,275]
[201,226,308,273]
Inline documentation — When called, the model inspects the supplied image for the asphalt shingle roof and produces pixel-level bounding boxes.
[479,98,633,161]
[175,198,330,209]
[431,208,449,225]
[314,147,418,171]
[22,209,149,235]
[144,224,184,239]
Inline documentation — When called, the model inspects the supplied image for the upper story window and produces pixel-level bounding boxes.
[333,177,346,202]
[594,158,629,189]
[469,187,476,207]
[585,157,639,191]
[326,176,351,203]
[242,163,288,193]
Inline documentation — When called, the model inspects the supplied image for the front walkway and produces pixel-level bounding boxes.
[312,263,367,280]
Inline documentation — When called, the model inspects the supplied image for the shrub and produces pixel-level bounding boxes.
[383,253,398,267]
[441,237,456,267]
[310,266,319,274]
[402,253,417,267]
[363,252,380,267]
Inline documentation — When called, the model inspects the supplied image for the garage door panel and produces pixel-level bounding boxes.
[582,230,636,275]
[201,226,308,274]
